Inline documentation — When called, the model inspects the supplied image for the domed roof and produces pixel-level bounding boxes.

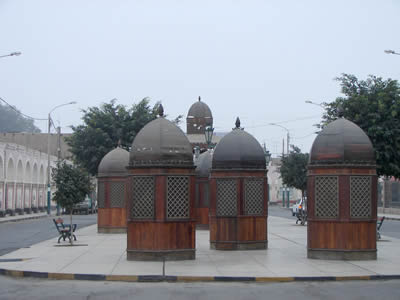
[130,106,193,168]
[309,117,375,165]
[98,147,129,176]
[187,97,213,119]
[212,118,266,170]
[195,150,213,177]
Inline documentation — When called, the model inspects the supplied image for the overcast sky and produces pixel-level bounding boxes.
[1,0,399,156]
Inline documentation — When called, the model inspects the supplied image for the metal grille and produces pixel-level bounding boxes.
[167,176,189,219]
[131,176,155,219]
[109,181,125,208]
[315,176,339,218]
[216,179,237,216]
[244,178,264,215]
[350,176,371,218]
[97,182,105,208]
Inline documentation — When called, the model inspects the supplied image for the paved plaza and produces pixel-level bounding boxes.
[0,215,399,281]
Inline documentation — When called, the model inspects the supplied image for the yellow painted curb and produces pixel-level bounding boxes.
[6,270,24,277]
[106,275,139,282]
[256,277,294,282]
[48,273,74,280]
[176,276,215,282]
[335,276,370,281]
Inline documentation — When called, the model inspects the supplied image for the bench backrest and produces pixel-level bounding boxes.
[53,218,66,233]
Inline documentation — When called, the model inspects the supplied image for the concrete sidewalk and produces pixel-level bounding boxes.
[0,216,399,282]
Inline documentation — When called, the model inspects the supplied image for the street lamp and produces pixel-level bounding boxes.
[47,101,77,215]
[384,49,400,56]
[204,126,214,149]
[269,123,290,156]
[0,51,22,59]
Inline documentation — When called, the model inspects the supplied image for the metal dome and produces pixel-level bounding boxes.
[130,115,194,168]
[187,97,213,119]
[195,150,213,177]
[309,117,375,165]
[212,119,266,170]
[98,147,129,177]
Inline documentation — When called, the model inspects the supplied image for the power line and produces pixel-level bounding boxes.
[0,96,47,121]
[246,114,321,129]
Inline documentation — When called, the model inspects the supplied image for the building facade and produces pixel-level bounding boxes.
[0,141,58,216]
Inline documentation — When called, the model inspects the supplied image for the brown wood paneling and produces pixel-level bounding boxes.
[127,221,195,250]
[308,221,376,250]
[339,175,349,220]
[196,207,209,225]
[98,208,127,228]
[97,208,108,227]
[308,167,376,176]
[237,216,267,242]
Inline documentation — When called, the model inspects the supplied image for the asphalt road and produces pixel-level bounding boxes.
[0,214,97,256]
[269,205,400,239]
[0,276,400,300]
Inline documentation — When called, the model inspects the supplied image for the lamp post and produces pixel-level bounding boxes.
[0,51,21,59]
[47,101,77,215]
[384,49,400,56]
[204,126,214,149]
[269,123,290,156]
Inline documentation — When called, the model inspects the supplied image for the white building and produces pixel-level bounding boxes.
[0,142,58,216]
[267,157,302,205]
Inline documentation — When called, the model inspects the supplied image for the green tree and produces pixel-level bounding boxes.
[279,145,309,198]
[66,98,160,175]
[52,161,92,244]
[321,74,400,178]
[0,102,41,133]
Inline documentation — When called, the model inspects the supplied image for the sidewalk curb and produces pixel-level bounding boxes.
[382,217,400,221]
[1,268,400,283]
[0,214,49,224]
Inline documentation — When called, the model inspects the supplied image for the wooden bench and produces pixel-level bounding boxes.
[53,218,77,243]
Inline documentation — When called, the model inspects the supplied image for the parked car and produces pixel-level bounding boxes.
[291,198,307,216]
[65,196,96,215]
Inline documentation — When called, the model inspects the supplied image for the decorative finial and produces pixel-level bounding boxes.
[337,105,344,118]
[158,104,164,117]
[235,117,241,129]
[198,96,201,102]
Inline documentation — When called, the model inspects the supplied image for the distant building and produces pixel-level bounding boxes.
[0,141,59,216]
[267,157,302,205]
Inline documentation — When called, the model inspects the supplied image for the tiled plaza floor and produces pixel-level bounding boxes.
[0,216,399,278]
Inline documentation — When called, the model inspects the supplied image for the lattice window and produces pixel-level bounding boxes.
[97,182,105,208]
[167,176,189,219]
[216,179,237,216]
[244,178,264,215]
[110,181,125,208]
[350,176,371,218]
[315,176,338,218]
[131,176,155,219]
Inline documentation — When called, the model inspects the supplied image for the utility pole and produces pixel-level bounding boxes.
[56,126,61,216]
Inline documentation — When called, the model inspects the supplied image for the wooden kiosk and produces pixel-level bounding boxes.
[97,146,129,233]
[307,116,378,260]
[127,105,196,261]
[194,150,212,228]
[209,118,268,250]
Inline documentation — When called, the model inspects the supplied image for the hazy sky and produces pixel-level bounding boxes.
[1,0,399,156]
